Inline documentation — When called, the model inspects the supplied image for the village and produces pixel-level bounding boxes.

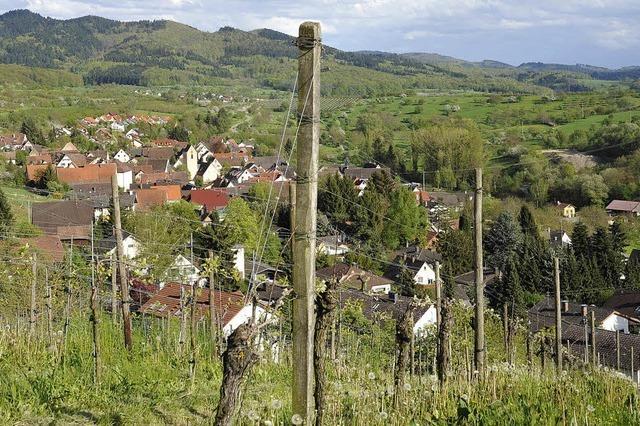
[2,105,640,386]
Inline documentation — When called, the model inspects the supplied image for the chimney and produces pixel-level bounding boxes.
[389,291,398,303]
[581,304,588,317]
[562,300,569,313]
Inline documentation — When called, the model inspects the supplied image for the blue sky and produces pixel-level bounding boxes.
[2,0,639,68]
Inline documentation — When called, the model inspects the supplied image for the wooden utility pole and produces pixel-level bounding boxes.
[111,174,132,350]
[590,310,596,367]
[292,21,321,423]
[631,346,635,377]
[90,223,101,385]
[554,257,562,372]
[29,254,37,339]
[473,167,485,377]
[435,262,441,331]
[111,253,118,324]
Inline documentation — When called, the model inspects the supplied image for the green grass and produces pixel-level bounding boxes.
[0,301,637,424]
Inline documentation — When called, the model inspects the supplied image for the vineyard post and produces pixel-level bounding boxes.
[111,253,118,324]
[435,261,441,332]
[590,311,596,367]
[616,330,620,370]
[45,267,52,349]
[29,253,37,339]
[90,223,101,385]
[208,251,218,359]
[473,167,485,377]
[554,257,562,373]
[111,174,132,350]
[292,21,321,423]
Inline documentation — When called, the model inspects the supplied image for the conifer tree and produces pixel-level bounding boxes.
[0,188,13,238]
[518,205,538,238]
[571,222,590,259]
[484,211,521,273]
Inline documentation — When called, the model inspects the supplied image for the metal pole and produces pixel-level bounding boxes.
[111,174,133,350]
[473,167,485,377]
[554,257,562,372]
[292,21,321,423]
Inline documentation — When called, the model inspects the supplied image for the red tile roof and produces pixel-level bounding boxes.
[152,184,182,202]
[134,188,167,211]
[139,282,246,326]
[188,189,230,211]
[56,163,116,185]
[26,164,50,182]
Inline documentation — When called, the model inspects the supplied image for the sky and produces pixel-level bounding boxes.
[2,0,640,68]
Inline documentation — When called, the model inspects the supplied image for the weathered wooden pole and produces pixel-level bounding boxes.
[45,267,53,348]
[189,281,198,388]
[208,251,218,359]
[90,223,101,385]
[111,253,118,324]
[292,21,321,423]
[554,257,562,372]
[616,330,621,370]
[631,346,635,377]
[473,167,485,377]
[29,253,37,339]
[590,310,596,367]
[111,174,133,350]
[435,261,441,331]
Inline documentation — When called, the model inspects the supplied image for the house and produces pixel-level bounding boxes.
[197,159,223,184]
[125,129,140,141]
[150,138,188,150]
[113,149,131,163]
[151,184,183,202]
[142,147,175,161]
[224,167,253,186]
[317,263,393,294]
[173,145,199,179]
[110,122,125,132]
[556,202,576,218]
[55,153,87,168]
[529,297,640,334]
[137,171,189,186]
[135,157,171,173]
[388,246,443,286]
[187,189,230,213]
[116,162,133,191]
[139,282,271,337]
[606,200,640,217]
[0,133,28,150]
[60,142,79,153]
[338,288,437,336]
[56,163,117,186]
[31,200,94,242]
[603,290,640,325]
[133,188,167,211]
[95,231,141,260]
[453,268,499,306]
[317,235,349,256]
[163,254,201,285]
[549,229,572,247]
[25,164,50,184]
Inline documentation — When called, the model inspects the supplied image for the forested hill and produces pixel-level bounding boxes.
[0,9,637,94]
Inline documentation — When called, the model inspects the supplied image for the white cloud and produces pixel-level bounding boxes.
[1,0,639,66]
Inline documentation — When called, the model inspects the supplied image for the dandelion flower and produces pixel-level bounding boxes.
[264,421,273,426]
[368,372,376,380]
[291,413,304,425]
[379,411,388,420]
[403,382,412,391]
[246,410,259,421]
[587,405,595,413]
[271,399,282,410]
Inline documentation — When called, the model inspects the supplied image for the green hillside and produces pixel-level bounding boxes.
[1,9,637,95]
